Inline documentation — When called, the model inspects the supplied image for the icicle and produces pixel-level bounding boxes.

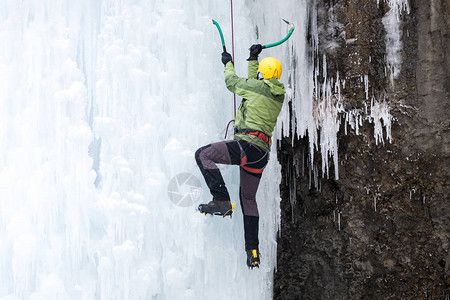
[381,0,410,85]
[315,68,343,179]
[364,75,369,100]
[314,165,319,190]
[344,112,349,135]
[370,96,393,145]
[289,161,297,223]
[308,164,312,190]
[301,147,305,177]
[338,212,341,231]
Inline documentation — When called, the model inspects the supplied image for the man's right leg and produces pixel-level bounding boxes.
[237,141,269,268]
[195,140,241,201]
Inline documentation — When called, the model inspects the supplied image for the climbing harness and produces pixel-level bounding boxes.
[235,129,272,146]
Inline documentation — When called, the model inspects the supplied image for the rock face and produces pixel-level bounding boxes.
[274,0,449,299]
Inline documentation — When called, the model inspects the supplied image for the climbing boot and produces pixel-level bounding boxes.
[246,249,260,269]
[198,200,235,217]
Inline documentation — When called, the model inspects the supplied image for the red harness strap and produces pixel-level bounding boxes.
[240,156,264,174]
[236,129,272,146]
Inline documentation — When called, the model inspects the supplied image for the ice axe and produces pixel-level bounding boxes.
[262,19,295,49]
[212,19,294,52]
[212,19,227,52]
[211,19,294,52]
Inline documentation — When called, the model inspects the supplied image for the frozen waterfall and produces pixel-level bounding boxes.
[0,0,400,299]
[0,0,297,299]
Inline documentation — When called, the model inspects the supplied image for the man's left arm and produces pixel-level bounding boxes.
[247,44,262,79]
[224,62,245,94]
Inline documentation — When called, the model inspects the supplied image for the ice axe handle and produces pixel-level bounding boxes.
[212,19,227,52]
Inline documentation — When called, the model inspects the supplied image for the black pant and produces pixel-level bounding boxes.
[195,139,269,251]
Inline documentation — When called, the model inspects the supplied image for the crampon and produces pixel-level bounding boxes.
[198,200,235,217]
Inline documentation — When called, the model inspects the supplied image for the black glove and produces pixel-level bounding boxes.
[247,44,262,61]
[221,51,233,66]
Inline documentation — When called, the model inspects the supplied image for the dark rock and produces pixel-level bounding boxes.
[274,0,450,299]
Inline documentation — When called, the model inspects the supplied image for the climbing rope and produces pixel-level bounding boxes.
[229,0,237,137]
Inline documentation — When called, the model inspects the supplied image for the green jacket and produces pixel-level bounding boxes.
[224,60,285,151]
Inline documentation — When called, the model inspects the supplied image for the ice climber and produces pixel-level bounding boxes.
[195,44,285,269]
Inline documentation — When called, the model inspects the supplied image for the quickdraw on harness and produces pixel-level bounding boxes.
[240,155,264,174]
[236,139,269,174]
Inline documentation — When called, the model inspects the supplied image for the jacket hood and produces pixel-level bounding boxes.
[264,79,286,95]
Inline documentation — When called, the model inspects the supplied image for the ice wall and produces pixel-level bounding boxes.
[0,0,302,299]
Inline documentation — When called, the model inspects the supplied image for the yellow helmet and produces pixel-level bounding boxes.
[258,57,282,79]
